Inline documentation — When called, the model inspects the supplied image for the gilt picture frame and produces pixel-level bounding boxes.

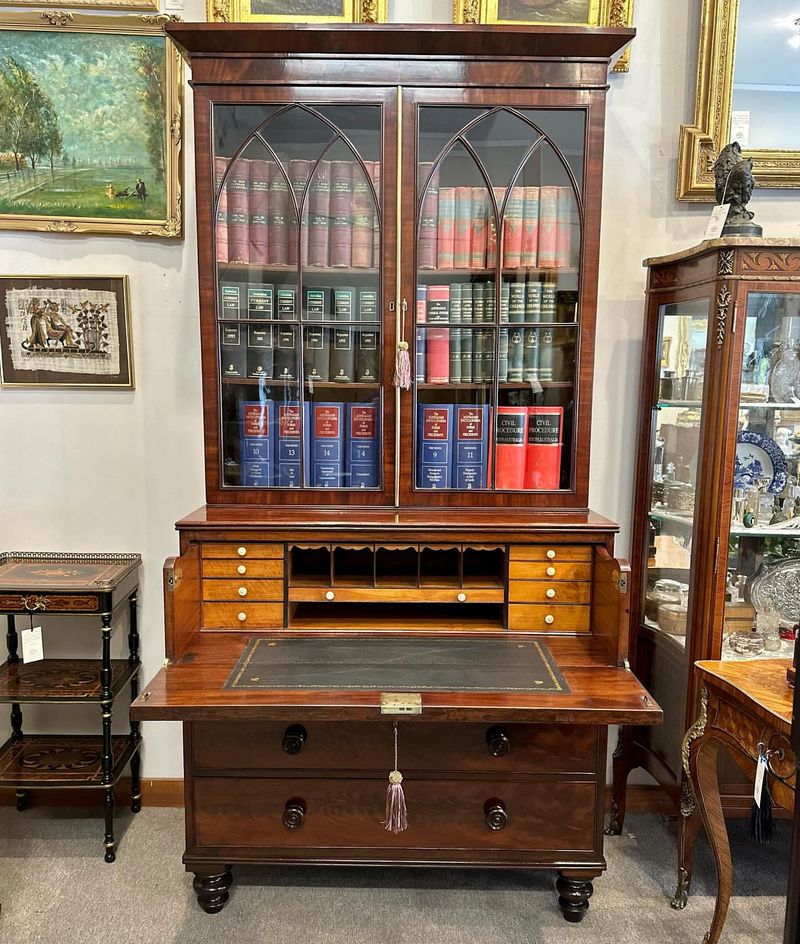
[207,0,386,24]
[452,0,636,72]
[0,13,182,237]
[0,275,134,389]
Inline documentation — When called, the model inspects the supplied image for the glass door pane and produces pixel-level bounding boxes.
[644,298,710,650]
[414,106,583,493]
[724,290,800,660]
[212,102,382,491]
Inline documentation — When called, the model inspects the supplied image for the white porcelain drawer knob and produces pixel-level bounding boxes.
[546,588,556,599]
[237,546,247,557]
[325,590,335,601]
[237,611,247,622]
[545,614,555,625]
[238,587,247,597]
[457,592,467,603]
[238,564,247,575]
[546,549,556,560]
[546,566,556,577]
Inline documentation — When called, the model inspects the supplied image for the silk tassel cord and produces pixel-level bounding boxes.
[392,299,411,390]
[385,721,408,833]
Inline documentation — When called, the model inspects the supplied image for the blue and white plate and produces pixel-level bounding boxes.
[735,431,788,494]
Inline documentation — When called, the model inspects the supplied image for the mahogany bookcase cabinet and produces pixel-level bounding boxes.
[132,23,661,924]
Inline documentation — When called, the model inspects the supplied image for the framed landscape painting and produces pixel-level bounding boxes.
[0,276,134,388]
[0,13,182,238]
[207,0,386,23]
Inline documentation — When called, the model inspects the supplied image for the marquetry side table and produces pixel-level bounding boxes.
[676,659,795,944]
[0,552,142,862]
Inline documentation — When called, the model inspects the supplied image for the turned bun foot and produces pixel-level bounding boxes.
[193,869,233,913]
[556,874,594,923]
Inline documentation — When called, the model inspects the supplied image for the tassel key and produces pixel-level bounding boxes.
[384,722,408,833]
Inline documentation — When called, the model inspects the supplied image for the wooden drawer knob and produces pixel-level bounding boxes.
[546,566,556,577]
[545,614,555,625]
[325,590,335,601]
[546,549,556,560]
[457,592,467,603]
[237,546,247,557]
[486,726,510,757]
[283,800,306,830]
[546,588,556,599]
[238,586,248,597]
[237,611,247,622]
[238,564,247,575]
[484,799,507,831]
[282,725,307,755]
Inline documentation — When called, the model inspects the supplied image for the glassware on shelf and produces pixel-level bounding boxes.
[644,578,684,623]
[728,629,766,655]
[757,608,783,652]
[658,585,689,636]
[769,341,800,404]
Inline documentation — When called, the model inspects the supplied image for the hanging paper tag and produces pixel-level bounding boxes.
[21,626,44,664]
[704,204,730,241]
[754,752,768,807]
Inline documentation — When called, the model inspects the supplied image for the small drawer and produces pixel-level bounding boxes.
[203,579,284,602]
[508,604,590,632]
[202,602,284,630]
[508,582,591,605]
[202,543,284,560]
[509,545,592,563]
[287,587,504,604]
[203,559,284,579]
[508,561,591,582]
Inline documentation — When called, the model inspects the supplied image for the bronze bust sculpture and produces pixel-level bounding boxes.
[713,141,762,237]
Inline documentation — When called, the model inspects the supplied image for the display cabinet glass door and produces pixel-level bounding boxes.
[212,101,384,492]
[724,288,800,660]
[644,297,711,650]
[412,105,583,494]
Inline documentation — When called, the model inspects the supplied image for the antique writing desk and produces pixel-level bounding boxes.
[132,23,661,922]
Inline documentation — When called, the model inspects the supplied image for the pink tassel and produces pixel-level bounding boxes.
[393,341,411,390]
[384,721,408,833]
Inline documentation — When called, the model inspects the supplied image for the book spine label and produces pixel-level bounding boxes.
[247,284,274,319]
[268,161,290,266]
[248,159,270,266]
[334,287,357,322]
[276,402,303,487]
[454,404,488,490]
[352,165,374,268]
[242,438,270,461]
[507,326,524,382]
[500,281,510,323]
[525,281,543,322]
[436,187,455,269]
[303,287,328,321]
[472,282,485,325]
[330,327,355,383]
[521,186,540,267]
[415,286,426,383]
[494,406,528,490]
[312,403,344,487]
[220,323,246,378]
[502,186,524,269]
[470,186,488,268]
[556,186,573,268]
[508,283,525,323]
[522,327,540,381]
[417,404,453,489]
[541,281,557,321]
[347,402,379,488]
[449,282,462,384]
[240,400,274,485]
[273,324,298,381]
[227,158,250,264]
[220,282,243,320]
[538,185,559,268]
[426,327,450,384]
[308,160,331,267]
[484,281,496,324]
[426,284,450,324]
[453,186,472,268]
[418,163,439,270]
[358,288,378,322]
[247,324,274,381]
[524,406,564,490]
[276,286,296,321]
[214,156,229,264]
[539,327,555,381]
[288,159,309,266]
[498,327,509,383]
[330,160,353,268]
[356,327,380,382]
[303,325,327,381]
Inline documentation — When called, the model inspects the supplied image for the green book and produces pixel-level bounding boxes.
[303,287,328,321]
[500,281,510,323]
[525,281,543,322]
[507,327,524,382]
[276,285,296,321]
[522,327,540,382]
[358,288,379,322]
[498,327,509,383]
[460,325,473,383]
[247,284,274,319]
[472,282,485,325]
[541,281,557,322]
[333,286,357,321]
[509,283,526,323]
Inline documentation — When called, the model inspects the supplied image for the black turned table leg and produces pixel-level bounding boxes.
[193,867,234,913]
[6,614,19,663]
[556,871,599,923]
[127,592,142,814]
[100,611,116,862]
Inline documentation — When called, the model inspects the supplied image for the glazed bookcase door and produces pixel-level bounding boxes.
[206,90,396,504]
[401,89,603,508]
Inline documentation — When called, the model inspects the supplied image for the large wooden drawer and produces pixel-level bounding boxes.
[202,543,284,560]
[203,579,284,602]
[189,721,600,776]
[202,602,284,629]
[508,582,591,605]
[203,559,284,578]
[510,545,592,563]
[192,776,597,853]
[508,604,590,632]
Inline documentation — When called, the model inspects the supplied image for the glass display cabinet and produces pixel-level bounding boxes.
[609,239,800,866]
[132,24,660,923]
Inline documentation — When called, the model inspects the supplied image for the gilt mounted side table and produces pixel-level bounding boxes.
[0,552,142,862]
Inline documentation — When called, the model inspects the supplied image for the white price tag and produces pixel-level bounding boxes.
[21,625,44,664]
[704,204,730,241]
[754,753,767,807]
[163,0,184,9]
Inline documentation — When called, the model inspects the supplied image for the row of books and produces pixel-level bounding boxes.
[219,281,379,323]
[221,324,380,384]
[417,404,563,490]
[216,157,380,269]
[417,281,559,324]
[417,325,559,385]
[419,166,575,270]
[238,399,380,488]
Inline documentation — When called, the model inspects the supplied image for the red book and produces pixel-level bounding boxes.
[470,186,488,268]
[268,160,290,266]
[425,328,450,383]
[368,160,381,266]
[521,186,540,268]
[227,158,250,264]
[556,186,573,268]
[453,186,472,269]
[524,406,564,490]
[288,159,310,266]
[436,186,455,269]
[351,163,374,268]
[494,405,528,490]
[486,187,505,268]
[214,156,229,264]
[418,162,439,270]
[538,185,559,268]
[248,159,270,266]
[502,186,524,269]
[330,160,353,268]
[307,160,330,267]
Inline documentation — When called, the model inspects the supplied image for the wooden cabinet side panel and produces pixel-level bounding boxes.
[591,548,630,666]
[165,545,201,661]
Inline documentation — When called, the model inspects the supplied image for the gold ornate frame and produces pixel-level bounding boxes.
[678,0,800,201]
[452,0,636,72]
[0,0,157,10]
[0,12,182,238]
[207,0,386,24]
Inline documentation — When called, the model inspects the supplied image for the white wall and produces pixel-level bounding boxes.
[2,0,799,778]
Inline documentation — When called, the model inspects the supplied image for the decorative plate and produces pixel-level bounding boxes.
[734,431,788,494]
[749,559,800,623]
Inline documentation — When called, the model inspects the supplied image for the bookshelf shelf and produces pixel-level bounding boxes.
[221,377,382,389]
[416,381,573,389]
[416,268,579,279]
[218,263,379,277]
